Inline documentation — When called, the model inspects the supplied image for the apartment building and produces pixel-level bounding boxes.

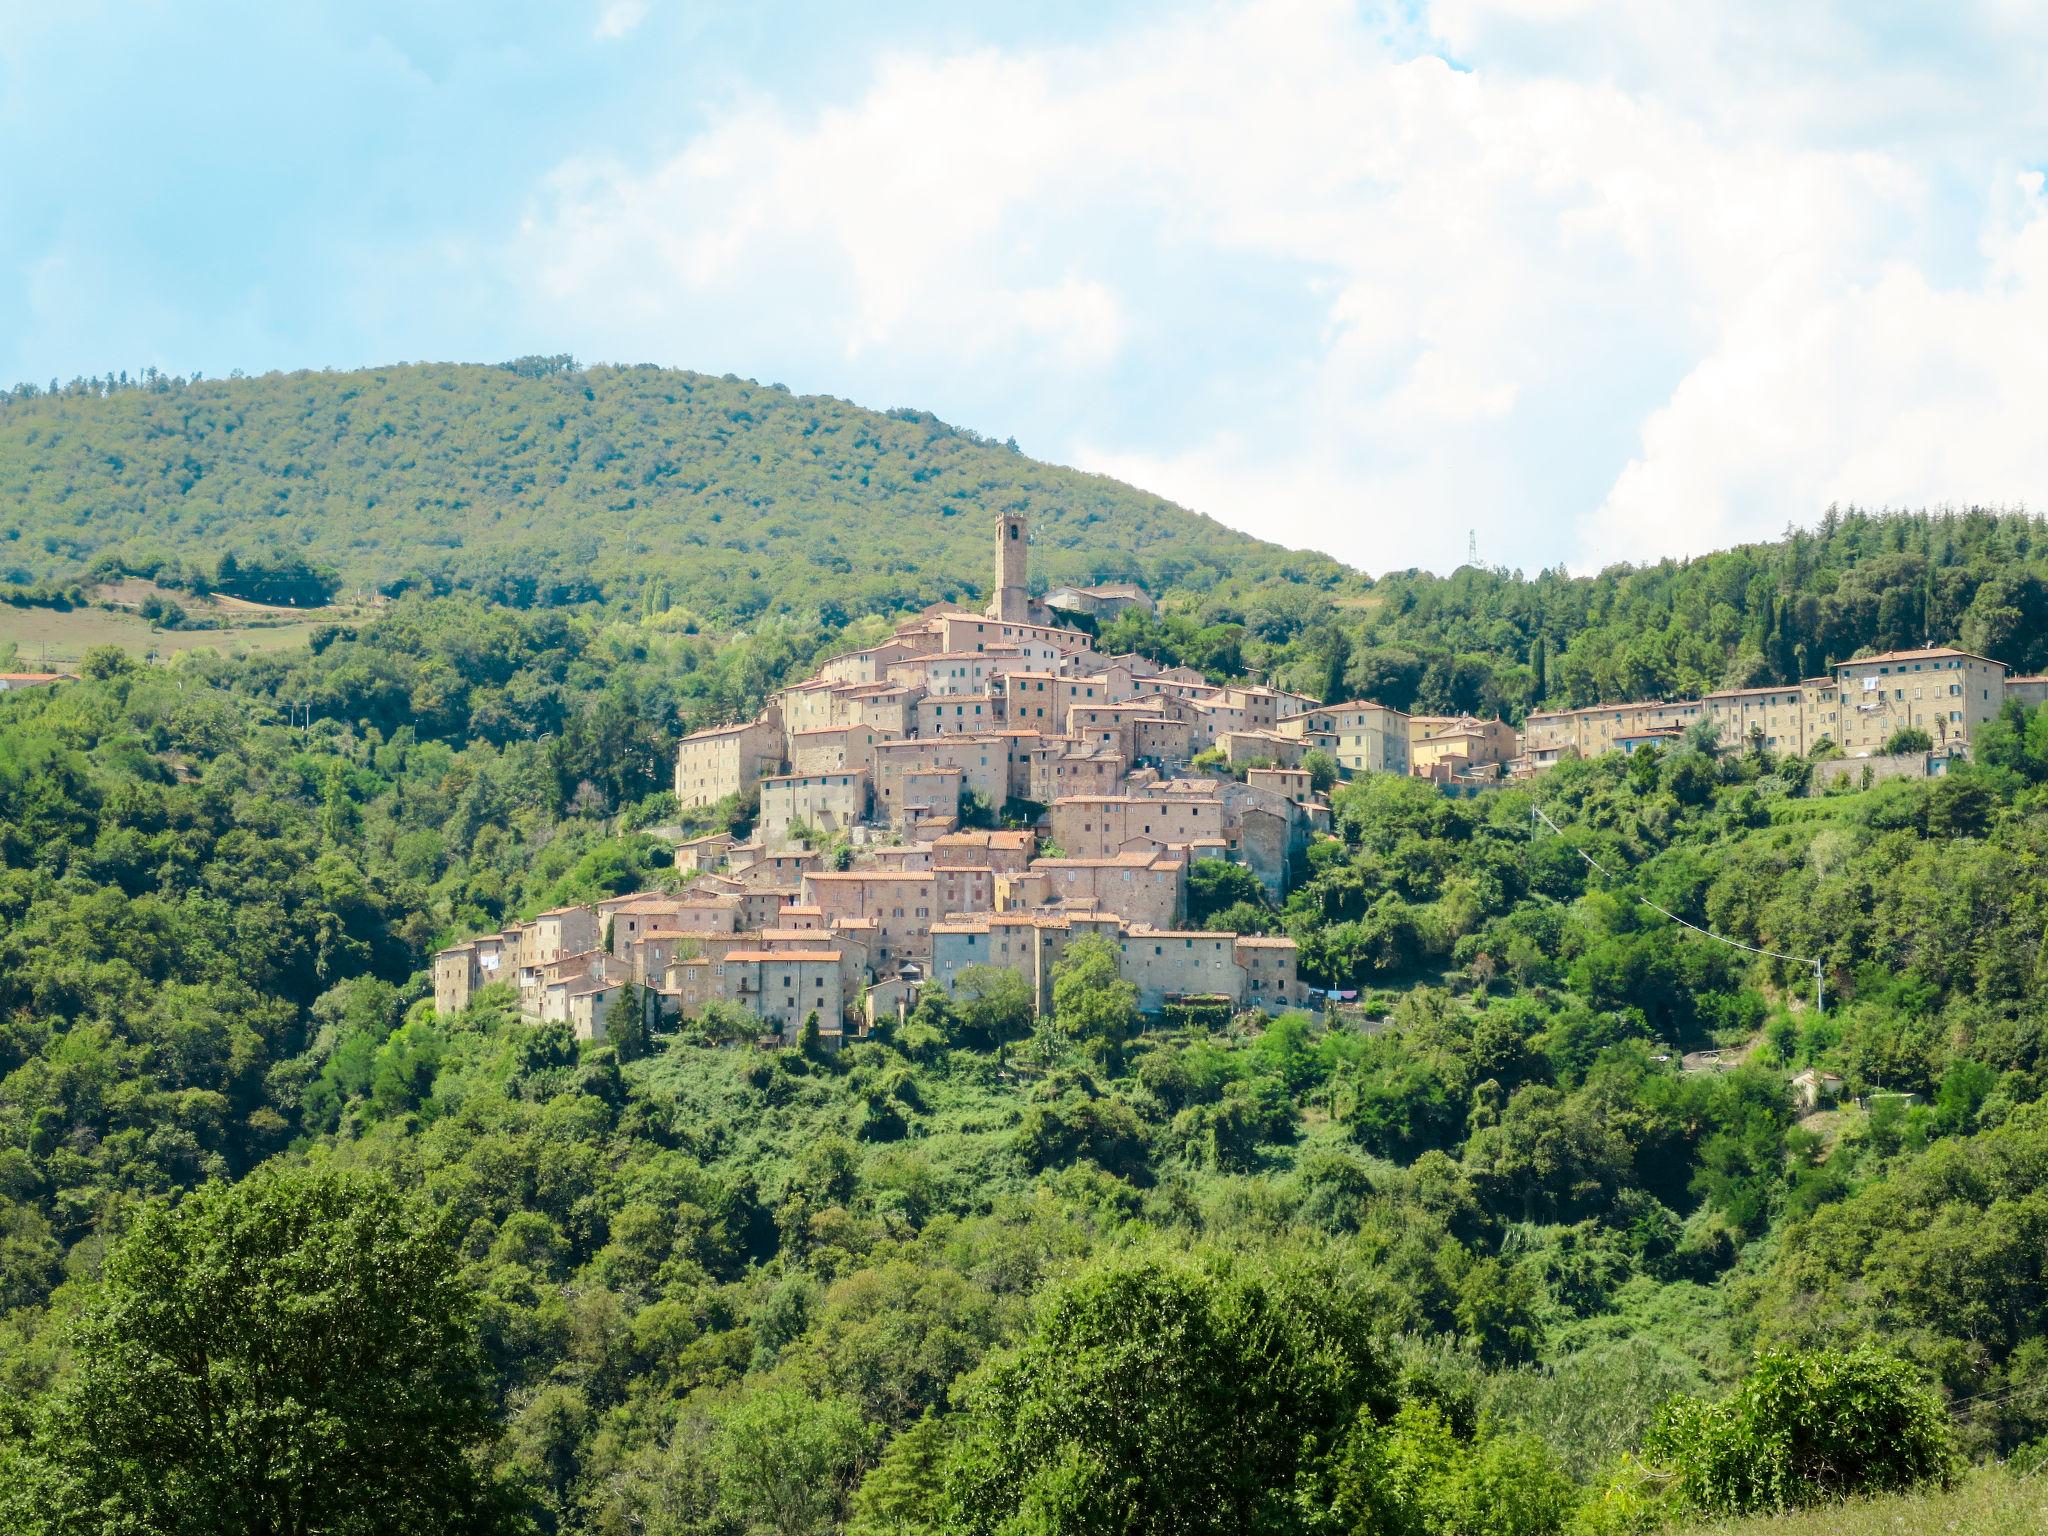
[1043,582,1154,620]
[995,670,1109,732]
[1409,716,1516,772]
[1522,647,2014,767]
[872,737,1010,824]
[915,692,1000,738]
[1000,850,1186,930]
[1277,702,1409,777]
[1029,741,1127,804]
[788,724,879,777]
[433,933,508,1015]
[1832,648,2006,755]
[1220,729,1307,767]
[931,914,1302,1017]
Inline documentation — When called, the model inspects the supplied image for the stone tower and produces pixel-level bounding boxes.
[992,512,1031,623]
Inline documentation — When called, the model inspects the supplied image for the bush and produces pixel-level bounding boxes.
[1883,726,1934,754]
[942,1255,1393,1534]
[1644,1347,1955,1516]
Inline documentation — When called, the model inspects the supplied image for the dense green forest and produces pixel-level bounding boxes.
[7,364,2046,729]
[0,360,1344,623]
[4,596,2048,1532]
[1098,506,2048,722]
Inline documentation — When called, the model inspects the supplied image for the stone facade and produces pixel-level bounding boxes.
[758,770,870,844]
[675,706,785,809]
[445,513,1328,1039]
[1520,648,2016,768]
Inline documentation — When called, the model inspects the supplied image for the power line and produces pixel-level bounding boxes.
[1529,802,1826,1014]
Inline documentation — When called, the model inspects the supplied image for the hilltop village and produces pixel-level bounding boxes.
[435,515,2048,1048]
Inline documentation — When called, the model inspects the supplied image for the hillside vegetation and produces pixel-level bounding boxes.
[1242,505,2048,724]
[6,606,2048,1532]
[0,361,1344,623]
[8,365,2048,731]
[1687,1470,2045,1536]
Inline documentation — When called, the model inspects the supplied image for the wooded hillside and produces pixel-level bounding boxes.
[0,360,1345,622]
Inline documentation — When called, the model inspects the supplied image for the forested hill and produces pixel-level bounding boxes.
[7,361,2047,725]
[0,359,1344,622]
[1332,507,2048,718]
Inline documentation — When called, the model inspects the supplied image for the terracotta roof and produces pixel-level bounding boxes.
[1838,647,2003,668]
[684,720,770,745]
[805,870,936,883]
[723,949,843,963]
[1030,850,1182,870]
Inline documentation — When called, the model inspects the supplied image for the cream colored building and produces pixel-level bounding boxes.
[1280,702,1409,778]
[1520,646,2012,768]
[931,914,1302,1017]
[1049,793,1225,862]
[758,770,870,845]
[1000,850,1186,930]
[675,706,784,810]
[1831,648,2006,755]
[1409,716,1516,773]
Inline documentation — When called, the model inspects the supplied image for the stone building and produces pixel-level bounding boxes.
[1831,648,2006,755]
[758,769,870,844]
[1049,793,1225,861]
[675,706,784,809]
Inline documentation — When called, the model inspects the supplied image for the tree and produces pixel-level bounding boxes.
[711,1387,871,1536]
[849,1416,950,1536]
[949,965,1034,1051]
[78,643,135,681]
[1051,934,1141,1072]
[10,1167,519,1536]
[1187,857,1269,925]
[1884,726,1934,754]
[942,1256,1393,1534]
[606,981,649,1061]
[1645,1348,1955,1516]
[1302,749,1339,795]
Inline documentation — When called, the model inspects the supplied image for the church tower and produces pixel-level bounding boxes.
[992,512,1031,623]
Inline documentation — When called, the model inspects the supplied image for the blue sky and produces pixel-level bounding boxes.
[5,1,2047,576]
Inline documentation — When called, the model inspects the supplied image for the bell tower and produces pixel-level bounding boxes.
[992,512,1031,622]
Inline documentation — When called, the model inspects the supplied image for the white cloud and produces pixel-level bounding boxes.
[1589,174,2048,563]
[593,1,648,42]
[509,0,2048,574]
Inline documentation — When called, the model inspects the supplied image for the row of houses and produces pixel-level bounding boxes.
[1522,647,2047,767]
[433,825,1305,1046]
[438,513,2044,1052]
[435,514,1323,1046]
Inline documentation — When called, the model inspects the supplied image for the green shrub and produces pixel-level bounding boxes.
[1644,1347,1955,1515]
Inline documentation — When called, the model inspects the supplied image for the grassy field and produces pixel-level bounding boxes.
[0,602,333,668]
[1685,1470,2046,1535]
